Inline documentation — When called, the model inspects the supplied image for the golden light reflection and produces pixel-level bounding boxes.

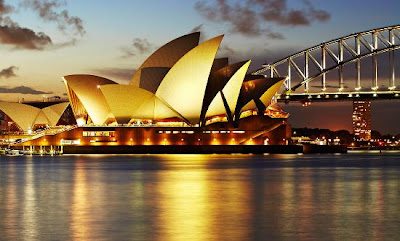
[280,168,295,234]
[212,168,253,240]
[22,161,38,241]
[371,169,384,241]
[3,162,18,240]
[154,157,253,241]
[70,161,90,241]
[156,168,214,241]
[297,169,313,240]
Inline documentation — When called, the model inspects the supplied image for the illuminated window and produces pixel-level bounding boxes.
[83,131,115,137]
[232,130,245,134]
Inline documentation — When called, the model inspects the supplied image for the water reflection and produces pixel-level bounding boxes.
[22,161,37,240]
[70,161,90,240]
[0,154,400,240]
[156,168,213,241]
[2,161,18,240]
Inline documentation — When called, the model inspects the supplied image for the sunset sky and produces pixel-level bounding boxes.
[0,0,399,133]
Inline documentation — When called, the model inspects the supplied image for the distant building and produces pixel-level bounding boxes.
[352,100,371,141]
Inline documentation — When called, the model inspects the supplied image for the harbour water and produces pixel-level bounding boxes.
[1,152,400,241]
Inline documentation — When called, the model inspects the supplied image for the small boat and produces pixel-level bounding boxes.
[6,149,23,156]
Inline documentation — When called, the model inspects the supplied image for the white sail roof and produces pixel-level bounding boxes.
[100,85,154,124]
[63,75,116,125]
[206,60,251,118]
[156,35,224,124]
[130,32,200,87]
[0,102,41,131]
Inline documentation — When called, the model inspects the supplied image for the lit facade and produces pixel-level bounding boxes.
[352,100,371,141]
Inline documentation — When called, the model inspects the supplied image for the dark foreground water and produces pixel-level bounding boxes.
[1,152,400,241]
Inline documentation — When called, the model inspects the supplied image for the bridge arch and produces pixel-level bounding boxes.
[253,25,400,97]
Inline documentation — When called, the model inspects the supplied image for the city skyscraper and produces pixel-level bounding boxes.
[352,100,371,141]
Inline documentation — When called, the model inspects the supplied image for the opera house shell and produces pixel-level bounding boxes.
[63,33,287,126]
[1,32,290,148]
[0,102,70,132]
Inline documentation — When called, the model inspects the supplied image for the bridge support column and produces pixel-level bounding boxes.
[389,50,396,90]
[287,60,291,90]
[339,66,344,91]
[356,60,361,90]
[372,55,378,90]
[305,51,309,92]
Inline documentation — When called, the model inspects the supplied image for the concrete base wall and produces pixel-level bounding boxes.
[63,145,304,154]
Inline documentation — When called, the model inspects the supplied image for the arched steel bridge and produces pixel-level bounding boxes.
[253,25,400,102]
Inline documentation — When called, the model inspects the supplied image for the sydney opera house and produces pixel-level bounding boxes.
[0,32,290,150]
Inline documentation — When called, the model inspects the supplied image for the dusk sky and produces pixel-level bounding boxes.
[0,0,399,133]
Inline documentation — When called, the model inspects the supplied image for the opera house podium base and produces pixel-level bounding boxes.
[62,145,303,154]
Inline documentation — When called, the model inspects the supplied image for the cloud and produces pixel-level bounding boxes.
[189,24,209,43]
[91,67,136,83]
[266,31,284,40]
[218,44,236,58]
[195,0,330,37]
[0,85,53,94]
[121,38,153,58]
[0,0,84,50]
[244,45,302,72]
[21,0,86,36]
[0,66,17,78]
[195,0,262,36]
[119,46,136,58]
[0,0,12,16]
[132,38,152,54]
[0,1,52,50]
[190,24,203,33]
[0,19,53,50]
[303,0,331,22]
